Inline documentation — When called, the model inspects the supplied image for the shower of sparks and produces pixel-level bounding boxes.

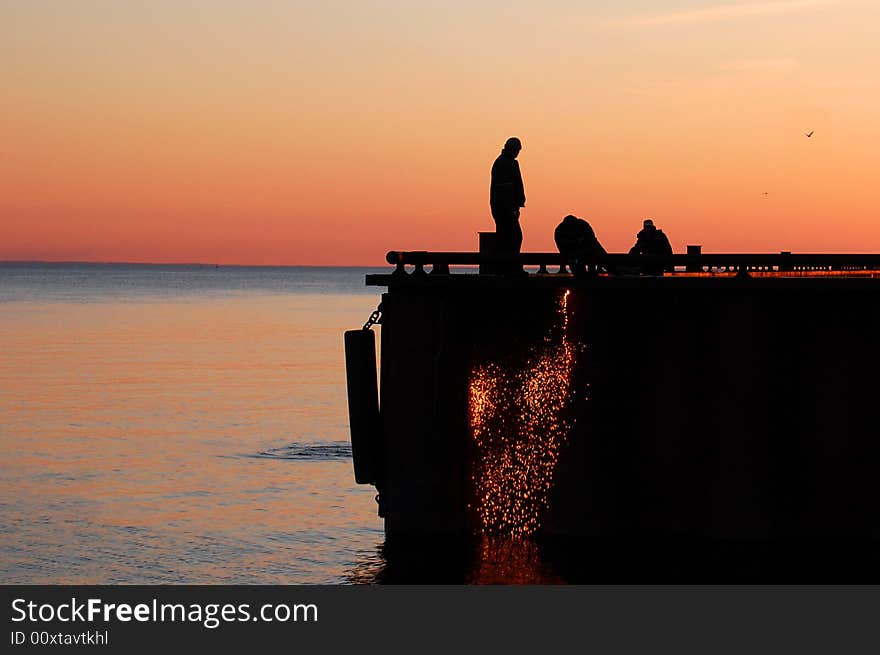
[468,291,578,536]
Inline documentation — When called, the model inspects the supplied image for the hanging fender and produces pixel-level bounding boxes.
[344,328,381,485]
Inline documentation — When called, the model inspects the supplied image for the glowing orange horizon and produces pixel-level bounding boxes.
[3,2,879,265]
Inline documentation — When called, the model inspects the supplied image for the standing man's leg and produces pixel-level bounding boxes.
[508,209,524,274]
[492,205,514,273]
[492,206,511,249]
[511,208,523,253]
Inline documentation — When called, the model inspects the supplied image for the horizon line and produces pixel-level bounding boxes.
[0,259,390,268]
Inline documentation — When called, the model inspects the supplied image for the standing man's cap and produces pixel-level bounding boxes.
[643,219,654,228]
[504,137,522,150]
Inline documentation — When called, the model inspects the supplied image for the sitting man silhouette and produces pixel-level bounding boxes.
[629,218,673,274]
[554,214,606,275]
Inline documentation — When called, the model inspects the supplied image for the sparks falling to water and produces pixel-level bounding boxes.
[468,291,578,536]
[467,536,564,584]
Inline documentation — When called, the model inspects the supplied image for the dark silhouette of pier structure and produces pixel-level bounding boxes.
[346,249,880,580]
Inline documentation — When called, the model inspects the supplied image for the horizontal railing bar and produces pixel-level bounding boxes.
[386,250,880,267]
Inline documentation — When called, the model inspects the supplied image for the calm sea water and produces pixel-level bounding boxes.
[0,263,388,583]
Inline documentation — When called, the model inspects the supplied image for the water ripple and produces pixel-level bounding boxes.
[248,441,352,461]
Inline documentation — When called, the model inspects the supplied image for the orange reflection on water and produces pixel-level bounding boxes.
[0,293,382,583]
[468,291,576,537]
[467,536,563,585]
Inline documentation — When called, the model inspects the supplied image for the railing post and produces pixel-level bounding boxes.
[686,245,702,273]
[779,251,792,272]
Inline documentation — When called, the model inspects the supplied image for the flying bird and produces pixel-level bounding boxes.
[805,131,814,138]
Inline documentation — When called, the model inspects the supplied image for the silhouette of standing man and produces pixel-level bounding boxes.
[490,137,526,258]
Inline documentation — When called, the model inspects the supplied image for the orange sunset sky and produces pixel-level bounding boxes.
[2,0,879,265]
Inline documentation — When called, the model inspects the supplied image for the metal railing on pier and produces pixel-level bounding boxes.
[384,251,880,277]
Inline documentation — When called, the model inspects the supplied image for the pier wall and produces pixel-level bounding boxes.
[375,277,880,540]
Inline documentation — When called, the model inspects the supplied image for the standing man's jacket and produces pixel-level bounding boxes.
[490,151,525,210]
